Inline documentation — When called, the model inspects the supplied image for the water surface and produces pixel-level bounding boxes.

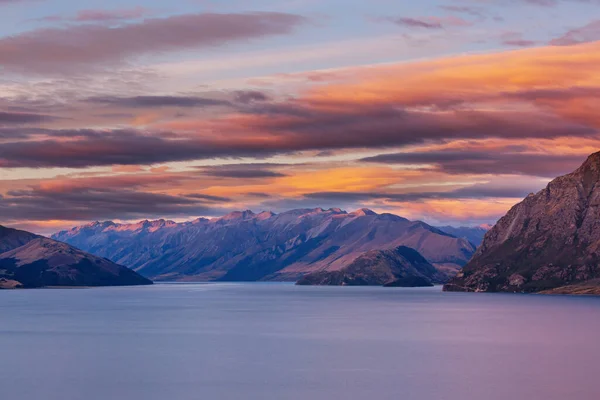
[1,283,599,400]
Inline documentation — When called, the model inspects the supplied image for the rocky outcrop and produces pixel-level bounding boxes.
[296,246,442,287]
[53,208,476,282]
[444,152,600,294]
[0,225,152,288]
[539,279,600,296]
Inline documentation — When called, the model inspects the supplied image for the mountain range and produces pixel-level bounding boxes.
[445,151,600,295]
[53,208,477,283]
[10,149,600,294]
[0,225,151,289]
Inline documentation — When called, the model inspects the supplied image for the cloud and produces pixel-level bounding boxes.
[0,170,236,223]
[500,32,537,47]
[0,128,274,168]
[0,0,33,4]
[291,175,549,225]
[361,150,586,177]
[74,7,148,22]
[2,42,600,169]
[0,12,307,74]
[0,186,221,221]
[197,164,288,178]
[183,193,231,202]
[0,106,593,169]
[85,95,232,108]
[83,90,271,109]
[523,0,558,5]
[303,185,532,203]
[522,0,600,6]
[233,91,271,104]
[438,5,485,18]
[387,17,443,29]
[485,0,600,7]
[550,20,600,46]
[39,7,150,23]
[383,16,471,29]
[73,7,149,22]
[0,111,57,125]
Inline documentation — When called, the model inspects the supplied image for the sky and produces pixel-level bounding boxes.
[1,0,600,233]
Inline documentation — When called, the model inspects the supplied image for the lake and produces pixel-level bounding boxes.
[1,283,599,400]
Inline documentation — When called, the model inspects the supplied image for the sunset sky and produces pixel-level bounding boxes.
[1,0,600,233]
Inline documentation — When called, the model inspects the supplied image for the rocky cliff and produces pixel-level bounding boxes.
[444,152,600,294]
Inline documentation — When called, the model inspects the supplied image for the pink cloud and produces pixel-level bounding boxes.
[500,32,537,47]
[0,12,307,74]
[550,20,600,46]
[75,7,149,22]
[384,15,472,29]
[39,7,150,23]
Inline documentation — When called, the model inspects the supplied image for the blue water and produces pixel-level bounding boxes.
[1,283,599,400]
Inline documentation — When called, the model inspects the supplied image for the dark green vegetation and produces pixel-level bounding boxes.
[0,226,152,289]
[296,246,443,287]
[445,152,600,294]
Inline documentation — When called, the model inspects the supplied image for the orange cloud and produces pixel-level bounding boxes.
[383,198,521,225]
[305,41,600,107]
[5,41,600,229]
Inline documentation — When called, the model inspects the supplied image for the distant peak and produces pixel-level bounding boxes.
[84,221,102,227]
[350,208,377,217]
[144,219,176,226]
[256,211,276,220]
[140,219,177,230]
[83,221,115,229]
[219,210,256,221]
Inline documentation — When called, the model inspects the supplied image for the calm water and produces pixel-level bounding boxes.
[1,283,600,400]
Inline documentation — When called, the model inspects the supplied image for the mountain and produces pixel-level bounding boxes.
[444,152,600,294]
[53,208,476,282]
[296,246,441,287]
[436,225,491,247]
[0,225,38,253]
[0,225,152,289]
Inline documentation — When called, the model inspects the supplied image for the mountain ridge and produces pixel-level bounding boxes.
[53,208,476,282]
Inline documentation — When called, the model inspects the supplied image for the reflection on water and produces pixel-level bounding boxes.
[1,284,599,400]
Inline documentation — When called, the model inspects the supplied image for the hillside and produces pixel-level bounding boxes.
[0,225,151,289]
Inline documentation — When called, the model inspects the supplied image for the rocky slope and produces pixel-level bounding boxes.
[53,208,475,282]
[444,152,600,294]
[0,225,152,288]
[0,225,38,253]
[296,246,441,286]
